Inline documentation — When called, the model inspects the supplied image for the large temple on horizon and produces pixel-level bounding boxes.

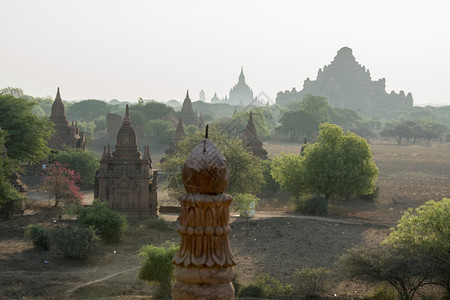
[225,67,255,106]
[94,105,158,216]
[276,47,414,116]
[48,88,86,150]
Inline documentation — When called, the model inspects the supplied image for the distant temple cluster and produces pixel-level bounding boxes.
[276,47,414,115]
[94,105,158,216]
[210,67,267,106]
[48,88,86,150]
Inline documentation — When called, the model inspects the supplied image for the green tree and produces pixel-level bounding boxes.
[161,126,264,197]
[130,100,174,121]
[276,110,319,142]
[0,131,24,218]
[384,198,450,295]
[0,87,24,98]
[328,107,362,128]
[341,245,431,300]
[0,94,54,163]
[66,99,111,122]
[271,153,306,200]
[145,120,175,144]
[302,123,378,200]
[380,122,414,145]
[341,198,450,300]
[301,95,329,123]
[52,148,100,187]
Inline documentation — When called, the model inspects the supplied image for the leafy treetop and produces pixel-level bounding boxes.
[0,94,54,163]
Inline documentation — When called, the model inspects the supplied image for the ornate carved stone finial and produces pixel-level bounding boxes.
[172,136,236,299]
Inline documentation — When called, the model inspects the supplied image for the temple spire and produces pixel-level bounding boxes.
[185,89,190,100]
[123,104,131,125]
[239,66,245,83]
[51,87,66,117]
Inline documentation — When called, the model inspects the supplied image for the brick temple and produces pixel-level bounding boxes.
[48,87,86,150]
[94,105,158,216]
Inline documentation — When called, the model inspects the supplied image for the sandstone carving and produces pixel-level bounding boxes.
[172,127,236,299]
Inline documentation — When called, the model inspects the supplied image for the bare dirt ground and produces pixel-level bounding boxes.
[1,140,449,299]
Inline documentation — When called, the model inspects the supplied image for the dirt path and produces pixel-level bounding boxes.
[65,266,140,296]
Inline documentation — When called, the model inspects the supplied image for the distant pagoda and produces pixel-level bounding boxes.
[179,90,198,126]
[210,92,221,104]
[243,111,267,159]
[48,88,85,150]
[276,47,413,116]
[94,105,158,216]
[160,117,185,164]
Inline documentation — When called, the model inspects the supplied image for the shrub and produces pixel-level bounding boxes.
[145,217,172,231]
[53,225,100,258]
[76,200,128,243]
[233,193,260,218]
[232,273,242,296]
[358,186,379,201]
[237,284,263,298]
[293,267,331,298]
[253,273,293,299]
[25,224,50,250]
[364,284,396,300]
[138,241,179,298]
[297,195,328,215]
[260,159,280,194]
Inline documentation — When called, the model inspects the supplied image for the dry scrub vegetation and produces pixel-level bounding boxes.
[1,140,449,299]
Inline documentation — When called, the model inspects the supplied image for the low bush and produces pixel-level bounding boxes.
[138,241,179,298]
[232,273,242,296]
[297,195,328,215]
[293,267,331,298]
[53,225,100,258]
[364,284,396,300]
[145,217,173,231]
[237,284,263,298]
[358,186,379,201]
[253,273,293,299]
[76,200,128,243]
[25,224,50,250]
[233,193,260,218]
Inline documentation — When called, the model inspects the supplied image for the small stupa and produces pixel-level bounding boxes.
[243,111,268,159]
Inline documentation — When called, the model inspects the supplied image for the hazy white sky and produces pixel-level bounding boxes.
[1,0,449,106]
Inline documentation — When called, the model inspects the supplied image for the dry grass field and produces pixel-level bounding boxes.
[0,140,449,299]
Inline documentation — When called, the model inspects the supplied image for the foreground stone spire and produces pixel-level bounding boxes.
[172,126,236,299]
[243,111,268,159]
